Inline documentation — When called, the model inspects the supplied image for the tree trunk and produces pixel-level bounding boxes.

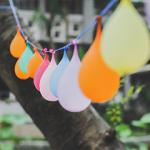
[0,11,124,150]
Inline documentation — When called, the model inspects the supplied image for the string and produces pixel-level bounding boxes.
[100,0,117,16]
[74,0,117,41]
[27,40,43,51]
[8,0,26,37]
[55,0,117,52]
[8,0,117,53]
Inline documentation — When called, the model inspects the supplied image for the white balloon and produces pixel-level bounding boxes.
[40,54,57,101]
[57,44,91,112]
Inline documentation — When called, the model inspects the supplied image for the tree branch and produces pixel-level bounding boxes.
[0,11,124,150]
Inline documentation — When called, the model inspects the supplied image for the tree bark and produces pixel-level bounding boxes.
[0,11,124,150]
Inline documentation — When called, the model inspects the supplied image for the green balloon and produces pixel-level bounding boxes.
[18,44,34,73]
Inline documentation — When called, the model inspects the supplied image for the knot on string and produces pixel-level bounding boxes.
[41,48,48,55]
[95,16,102,23]
[16,26,26,38]
[64,45,69,51]
[50,48,55,54]
[71,40,78,51]
[16,26,20,31]
[26,39,30,45]
[72,40,77,45]
[24,36,28,41]
[33,47,38,52]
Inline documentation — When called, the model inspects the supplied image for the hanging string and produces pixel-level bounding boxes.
[8,0,26,37]
[75,0,117,41]
[27,40,43,51]
[100,0,117,16]
[54,0,118,52]
[8,0,117,53]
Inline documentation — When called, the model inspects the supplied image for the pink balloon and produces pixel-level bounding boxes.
[40,54,57,101]
[33,54,49,91]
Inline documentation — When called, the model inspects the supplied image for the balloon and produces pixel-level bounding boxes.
[10,29,26,58]
[57,42,91,112]
[18,44,34,73]
[40,53,57,101]
[14,61,29,80]
[27,48,43,78]
[50,50,69,97]
[79,17,120,103]
[34,54,49,91]
[101,0,150,76]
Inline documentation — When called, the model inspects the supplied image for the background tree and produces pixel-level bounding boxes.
[0,5,125,150]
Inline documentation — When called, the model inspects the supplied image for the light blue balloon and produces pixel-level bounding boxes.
[50,50,69,97]
[18,44,34,73]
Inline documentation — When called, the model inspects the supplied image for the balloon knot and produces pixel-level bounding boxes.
[24,36,28,41]
[64,45,69,51]
[95,16,101,23]
[33,47,38,52]
[50,48,55,54]
[41,48,48,55]
[72,40,77,45]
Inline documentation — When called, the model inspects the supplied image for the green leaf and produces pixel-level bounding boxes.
[0,127,14,139]
[0,114,30,125]
[141,113,150,124]
[138,143,148,150]
[135,86,143,94]
[120,97,128,104]
[115,124,132,138]
[78,47,86,60]
[127,86,135,98]
[132,120,147,128]
[0,142,15,150]
[125,146,137,150]
[120,78,125,85]
[31,10,48,25]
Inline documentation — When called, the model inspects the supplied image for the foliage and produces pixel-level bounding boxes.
[105,79,150,149]
[0,114,30,125]
[0,114,30,140]
[126,143,149,150]
[106,102,123,126]
[132,113,150,129]
[115,124,132,138]
[31,10,49,26]
[132,113,150,132]
[0,142,15,150]
[106,82,143,127]
[0,113,44,150]
[78,47,86,60]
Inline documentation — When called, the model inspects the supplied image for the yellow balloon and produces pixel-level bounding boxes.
[101,0,150,76]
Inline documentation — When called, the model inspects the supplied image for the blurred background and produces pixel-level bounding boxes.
[0,0,150,150]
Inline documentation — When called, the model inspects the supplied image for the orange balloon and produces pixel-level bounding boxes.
[15,61,29,80]
[27,48,43,78]
[10,29,26,58]
[79,17,120,103]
